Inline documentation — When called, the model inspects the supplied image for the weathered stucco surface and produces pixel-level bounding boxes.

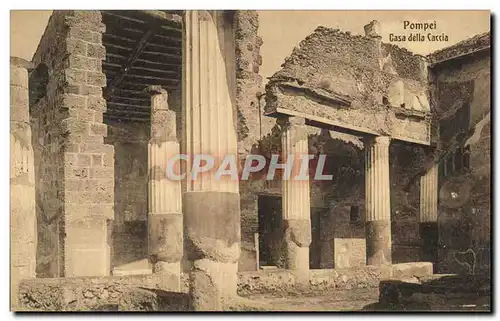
[264,26,432,144]
[429,35,491,275]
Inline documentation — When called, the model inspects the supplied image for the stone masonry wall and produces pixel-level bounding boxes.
[432,52,491,275]
[235,11,270,271]
[104,121,149,268]
[30,12,70,278]
[31,10,114,277]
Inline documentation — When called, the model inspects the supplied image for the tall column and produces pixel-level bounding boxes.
[419,164,438,265]
[183,10,240,310]
[10,57,36,310]
[365,136,392,265]
[278,117,311,277]
[147,87,183,291]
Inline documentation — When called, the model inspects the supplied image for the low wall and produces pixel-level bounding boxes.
[237,262,433,296]
[17,262,432,311]
[17,274,188,311]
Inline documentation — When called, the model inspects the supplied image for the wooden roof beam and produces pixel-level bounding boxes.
[104,27,158,100]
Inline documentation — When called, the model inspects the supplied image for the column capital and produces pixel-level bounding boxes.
[364,135,391,147]
[276,116,306,129]
[145,85,170,111]
[10,56,34,70]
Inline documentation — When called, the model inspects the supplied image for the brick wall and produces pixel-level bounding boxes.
[31,10,114,277]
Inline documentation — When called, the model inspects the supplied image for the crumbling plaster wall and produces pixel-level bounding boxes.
[432,52,491,275]
[30,10,114,277]
[104,122,149,268]
[235,11,275,271]
[264,26,431,144]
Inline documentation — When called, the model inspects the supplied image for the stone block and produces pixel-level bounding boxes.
[87,72,106,87]
[67,55,101,72]
[66,217,109,245]
[66,38,88,57]
[65,216,111,277]
[391,262,433,278]
[93,111,104,123]
[80,143,114,153]
[64,166,89,179]
[91,154,103,167]
[65,246,110,277]
[66,84,102,96]
[61,119,89,137]
[67,27,99,43]
[87,43,106,59]
[64,153,91,166]
[90,123,107,136]
[60,94,87,109]
[10,65,28,88]
[89,167,114,179]
[64,69,87,85]
[10,86,29,110]
[333,238,366,269]
[103,151,114,167]
[65,202,114,220]
[87,96,106,111]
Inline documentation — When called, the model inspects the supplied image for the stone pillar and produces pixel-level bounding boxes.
[278,117,311,277]
[61,11,114,277]
[10,57,36,310]
[146,87,183,290]
[183,10,240,311]
[365,136,392,266]
[419,164,438,265]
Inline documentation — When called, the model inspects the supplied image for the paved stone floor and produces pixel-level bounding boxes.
[234,287,491,312]
[238,288,380,311]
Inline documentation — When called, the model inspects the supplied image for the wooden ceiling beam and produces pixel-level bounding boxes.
[105,109,150,116]
[104,114,150,123]
[104,27,158,100]
[107,101,151,110]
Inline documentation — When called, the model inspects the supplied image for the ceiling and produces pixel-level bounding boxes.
[101,10,183,123]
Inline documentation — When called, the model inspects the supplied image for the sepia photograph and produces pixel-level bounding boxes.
[9,8,491,312]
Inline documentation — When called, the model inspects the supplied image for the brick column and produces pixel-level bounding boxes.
[183,10,240,310]
[61,11,114,277]
[10,57,36,310]
[146,87,183,290]
[419,164,438,265]
[365,136,392,265]
[278,116,311,278]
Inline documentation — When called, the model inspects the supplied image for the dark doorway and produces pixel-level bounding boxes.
[258,196,283,267]
[310,209,321,269]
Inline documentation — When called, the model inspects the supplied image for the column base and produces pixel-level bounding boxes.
[65,217,111,277]
[286,245,310,283]
[419,222,438,268]
[153,261,181,291]
[189,259,238,311]
[283,219,311,276]
[366,220,392,266]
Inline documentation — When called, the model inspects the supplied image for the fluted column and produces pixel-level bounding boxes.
[10,57,36,310]
[182,10,240,311]
[419,164,438,266]
[278,117,311,277]
[147,87,183,290]
[365,136,392,265]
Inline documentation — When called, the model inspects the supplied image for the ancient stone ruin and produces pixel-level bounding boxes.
[10,10,490,311]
